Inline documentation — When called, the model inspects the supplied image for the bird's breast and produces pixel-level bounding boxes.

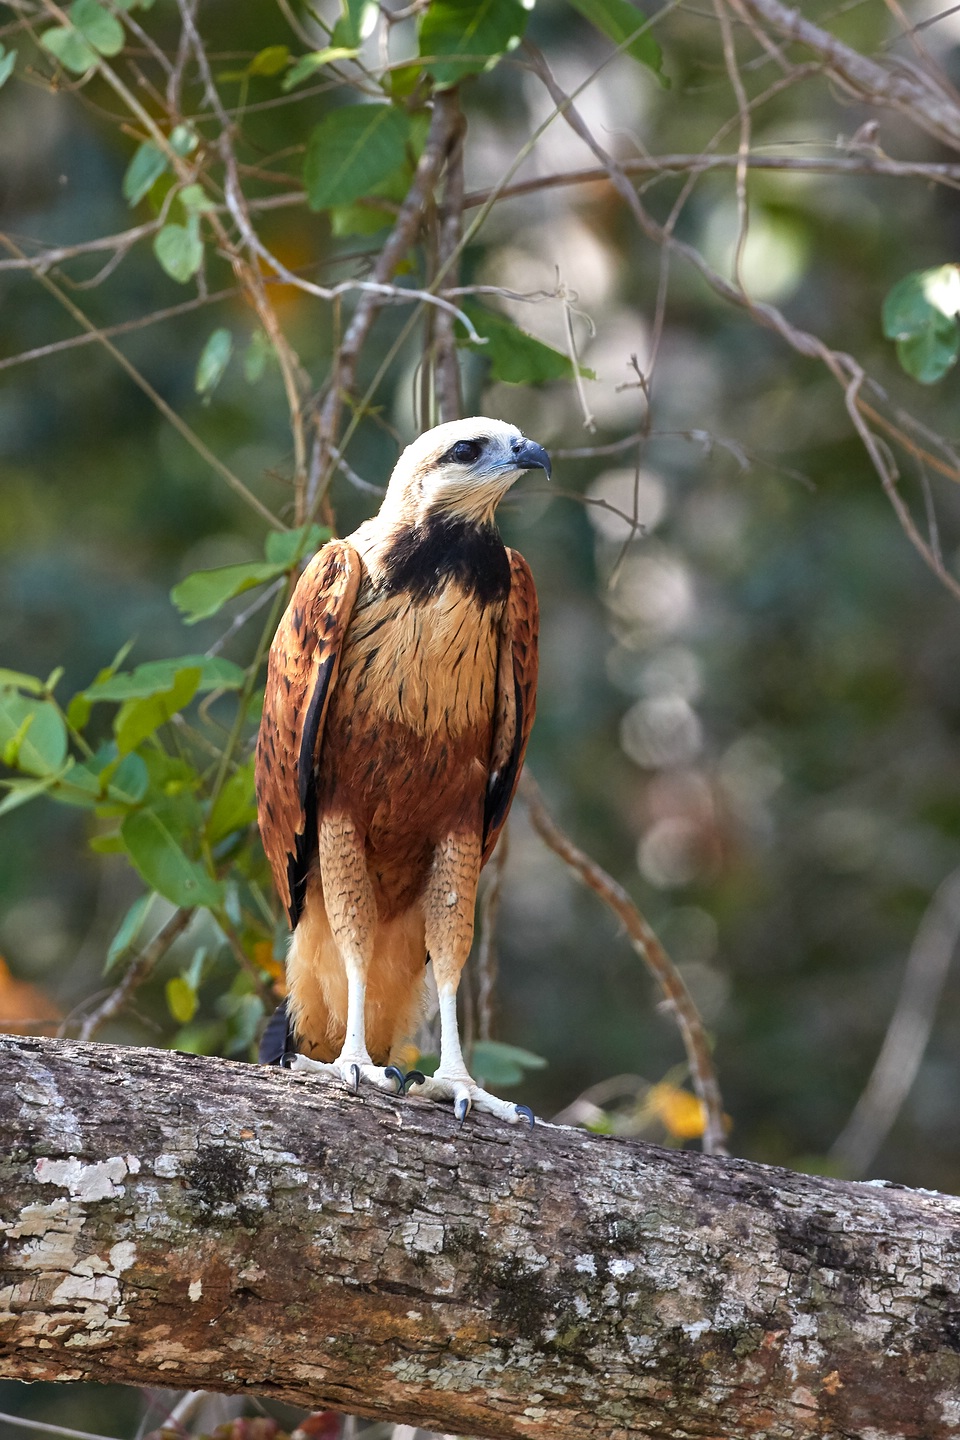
[336,582,502,737]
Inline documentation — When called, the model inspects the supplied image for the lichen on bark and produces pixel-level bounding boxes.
[2,1035,960,1439]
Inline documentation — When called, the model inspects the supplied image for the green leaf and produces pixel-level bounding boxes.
[243,330,273,383]
[0,45,17,90]
[0,694,68,776]
[207,755,257,844]
[0,668,45,696]
[171,561,287,624]
[0,776,59,818]
[330,201,395,238]
[896,320,960,385]
[106,751,149,804]
[195,327,233,396]
[41,25,98,74]
[418,0,530,88]
[104,891,156,974]
[265,522,328,567]
[472,1039,548,1087]
[121,807,222,908]
[86,655,245,702]
[114,667,201,754]
[282,47,358,91]
[70,0,125,56]
[179,183,214,214]
[460,301,595,384]
[67,693,92,732]
[166,974,199,1024]
[169,123,198,156]
[50,760,103,808]
[123,140,167,207]
[154,221,203,283]
[883,266,960,383]
[331,0,378,47]
[304,105,411,211]
[883,266,960,339]
[249,44,291,76]
[566,0,664,78]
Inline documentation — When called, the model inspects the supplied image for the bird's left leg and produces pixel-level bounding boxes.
[406,834,534,1126]
[290,815,403,1095]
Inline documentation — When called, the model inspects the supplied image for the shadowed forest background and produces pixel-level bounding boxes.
[3,0,960,1433]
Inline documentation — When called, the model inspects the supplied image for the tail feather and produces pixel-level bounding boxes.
[259,996,295,1065]
[286,877,427,1065]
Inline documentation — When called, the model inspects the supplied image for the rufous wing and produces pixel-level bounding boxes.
[255,539,362,926]
[482,548,539,866]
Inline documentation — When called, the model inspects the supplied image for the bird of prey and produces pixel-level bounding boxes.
[255,417,549,1124]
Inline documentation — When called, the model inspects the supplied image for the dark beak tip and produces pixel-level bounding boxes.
[516,438,552,481]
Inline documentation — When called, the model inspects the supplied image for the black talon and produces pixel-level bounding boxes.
[402,1070,426,1092]
[280,1051,298,1069]
[515,1105,536,1130]
[383,1065,405,1093]
[454,1095,471,1125]
[349,1062,361,1093]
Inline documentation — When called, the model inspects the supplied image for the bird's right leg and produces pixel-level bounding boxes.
[290,815,402,1095]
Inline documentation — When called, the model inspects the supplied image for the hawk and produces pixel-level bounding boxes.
[255,417,549,1124]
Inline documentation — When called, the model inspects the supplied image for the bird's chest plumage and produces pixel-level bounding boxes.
[318,581,499,917]
[337,583,501,735]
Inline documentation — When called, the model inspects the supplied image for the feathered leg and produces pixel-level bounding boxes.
[291,815,403,1094]
[407,833,534,1126]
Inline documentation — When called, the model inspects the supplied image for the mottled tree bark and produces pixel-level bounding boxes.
[2,1037,959,1440]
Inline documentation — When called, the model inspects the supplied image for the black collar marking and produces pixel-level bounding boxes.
[380,515,511,607]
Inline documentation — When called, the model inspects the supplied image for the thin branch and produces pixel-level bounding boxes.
[522,41,960,607]
[830,864,960,1178]
[309,88,464,509]
[520,771,728,1158]
[0,220,159,272]
[75,906,193,1042]
[0,1414,122,1440]
[0,233,281,528]
[732,0,960,151]
[433,89,466,424]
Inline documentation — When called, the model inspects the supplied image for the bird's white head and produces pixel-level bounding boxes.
[381,416,551,527]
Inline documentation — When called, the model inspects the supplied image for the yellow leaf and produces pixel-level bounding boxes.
[647,1082,706,1140]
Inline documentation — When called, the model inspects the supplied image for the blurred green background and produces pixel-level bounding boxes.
[3,0,960,1429]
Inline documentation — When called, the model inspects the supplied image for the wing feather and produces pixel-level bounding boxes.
[482,548,539,866]
[255,540,362,926]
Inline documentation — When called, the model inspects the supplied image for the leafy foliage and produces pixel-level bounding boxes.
[882,265,960,383]
[303,105,415,211]
[419,0,532,88]
[566,0,664,77]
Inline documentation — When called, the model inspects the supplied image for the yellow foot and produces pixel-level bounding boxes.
[290,1053,404,1095]
[404,1071,535,1127]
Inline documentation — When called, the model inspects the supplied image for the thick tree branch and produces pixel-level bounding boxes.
[2,1037,960,1439]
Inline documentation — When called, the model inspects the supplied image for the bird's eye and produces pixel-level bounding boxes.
[447,439,484,465]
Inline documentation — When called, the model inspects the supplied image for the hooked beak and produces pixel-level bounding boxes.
[512,436,552,481]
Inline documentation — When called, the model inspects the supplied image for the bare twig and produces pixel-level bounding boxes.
[731,0,960,150]
[522,41,960,607]
[75,907,194,1042]
[434,89,466,424]
[830,864,960,1178]
[0,1413,122,1440]
[520,772,728,1157]
[309,89,465,509]
[0,234,281,528]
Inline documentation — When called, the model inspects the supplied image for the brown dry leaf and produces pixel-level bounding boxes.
[0,954,61,1033]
